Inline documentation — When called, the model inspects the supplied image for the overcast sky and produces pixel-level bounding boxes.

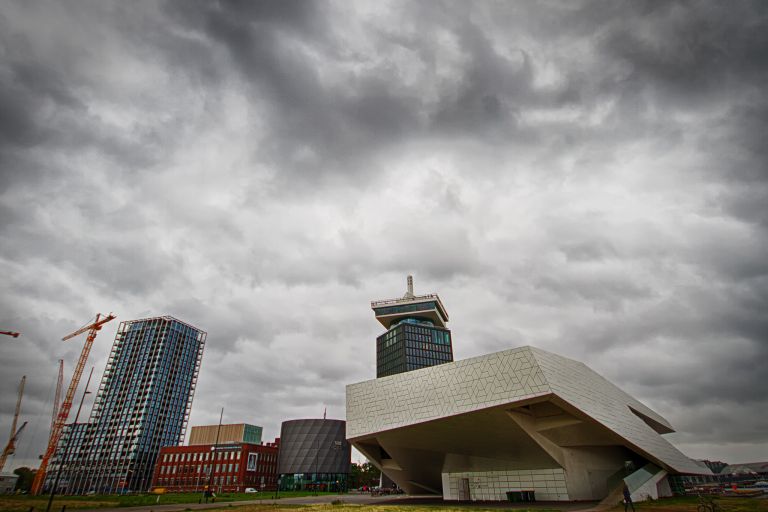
[1,0,767,471]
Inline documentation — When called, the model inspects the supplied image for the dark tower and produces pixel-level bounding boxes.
[371,276,453,378]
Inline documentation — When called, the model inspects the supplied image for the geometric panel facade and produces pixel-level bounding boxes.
[346,345,711,501]
[348,346,550,439]
[443,468,569,501]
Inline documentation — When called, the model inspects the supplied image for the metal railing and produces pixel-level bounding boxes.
[371,293,441,307]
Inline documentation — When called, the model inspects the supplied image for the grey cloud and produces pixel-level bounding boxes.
[600,1,768,102]
[1,0,767,468]
[533,271,654,311]
[560,240,619,263]
[670,401,768,445]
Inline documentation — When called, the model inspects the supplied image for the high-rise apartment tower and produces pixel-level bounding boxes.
[67,316,206,494]
[371,276,453,377]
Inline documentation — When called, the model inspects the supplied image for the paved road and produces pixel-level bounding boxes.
[86,494,599,512]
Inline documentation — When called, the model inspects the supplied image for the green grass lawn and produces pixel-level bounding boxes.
[0,493,764,512]
[0,490,335,511]
[603,495,768,512]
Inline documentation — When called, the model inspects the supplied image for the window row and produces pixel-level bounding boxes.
[162,450,241,463]
[406,348,451,359]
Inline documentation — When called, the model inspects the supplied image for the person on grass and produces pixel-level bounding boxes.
[623,484,635,512]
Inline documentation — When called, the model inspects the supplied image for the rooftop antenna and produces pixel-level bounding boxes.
[404,275,414,298]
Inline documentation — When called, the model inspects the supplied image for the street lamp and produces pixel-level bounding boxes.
[331,441,342,493]
[202,408,223,504]
[314,438,319,496]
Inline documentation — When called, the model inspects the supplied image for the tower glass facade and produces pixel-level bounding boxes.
[377,321,453,377]
[43,423,88,493]
[372,276,453,378]
[66,316,206,494]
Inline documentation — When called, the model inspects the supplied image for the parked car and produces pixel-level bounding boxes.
[245,488,259,493]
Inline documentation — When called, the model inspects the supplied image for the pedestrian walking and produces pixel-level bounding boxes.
[622,484,635,512]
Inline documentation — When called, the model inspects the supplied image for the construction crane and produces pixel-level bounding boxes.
[50,361,63,437]
[0,376,27,472]
[0,422,27,472]
[0,331,20,338]
[31,313,115,495]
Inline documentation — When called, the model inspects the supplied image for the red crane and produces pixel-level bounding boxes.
[31,313,115,495]
[51,360,64,439]
[0,331,20,338]
[0,376,27,472]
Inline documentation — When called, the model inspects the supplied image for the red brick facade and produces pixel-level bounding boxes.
[151,441,279,493]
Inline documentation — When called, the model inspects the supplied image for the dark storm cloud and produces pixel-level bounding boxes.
[0,49,83,151]
[162,0,424,187]
[1,0,767,467]
[0,55,149,197]
[600,1,768,102]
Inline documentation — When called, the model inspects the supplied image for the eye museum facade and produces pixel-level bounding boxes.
[346,277,712,503]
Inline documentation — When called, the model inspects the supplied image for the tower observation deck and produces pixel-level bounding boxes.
[371,276,454,378]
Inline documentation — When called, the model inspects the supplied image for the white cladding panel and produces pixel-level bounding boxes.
[529,347,709,475]
[444,468,569,501]
[347,346,550,439]
[346,345,710,476]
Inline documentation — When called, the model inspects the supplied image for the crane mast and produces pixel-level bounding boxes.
[30,313,115,495]
[0,375,26,472]
[0,422,28,472]
[51,361,64,437]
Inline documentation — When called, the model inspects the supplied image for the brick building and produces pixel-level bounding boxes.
[151,440,279,493]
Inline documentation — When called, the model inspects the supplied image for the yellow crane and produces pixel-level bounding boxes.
[0,376,27,472]
[31,313,115,495]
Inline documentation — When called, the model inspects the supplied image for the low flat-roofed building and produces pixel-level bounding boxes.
[151,439,279,493]
[347,345,712,503]
[189,424,263,446]
[720,462,768,476]
[0,473,18,493]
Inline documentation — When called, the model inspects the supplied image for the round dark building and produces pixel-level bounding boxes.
[277,419,351,492]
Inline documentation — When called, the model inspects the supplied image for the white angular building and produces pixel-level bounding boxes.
[346,345,711,502]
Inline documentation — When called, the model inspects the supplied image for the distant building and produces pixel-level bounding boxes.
[189,424,263,446]
[150,440,279,493]
[0,473,18,493]
[65,316,206,494]
[718,461,768,485]
[277,419,351,492]
[371,276,453,377]
[720,462,768,476]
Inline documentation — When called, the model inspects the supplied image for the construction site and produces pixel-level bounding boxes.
[0,314,207,498]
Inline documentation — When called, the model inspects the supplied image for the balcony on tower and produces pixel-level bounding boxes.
[371,275,450,329]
